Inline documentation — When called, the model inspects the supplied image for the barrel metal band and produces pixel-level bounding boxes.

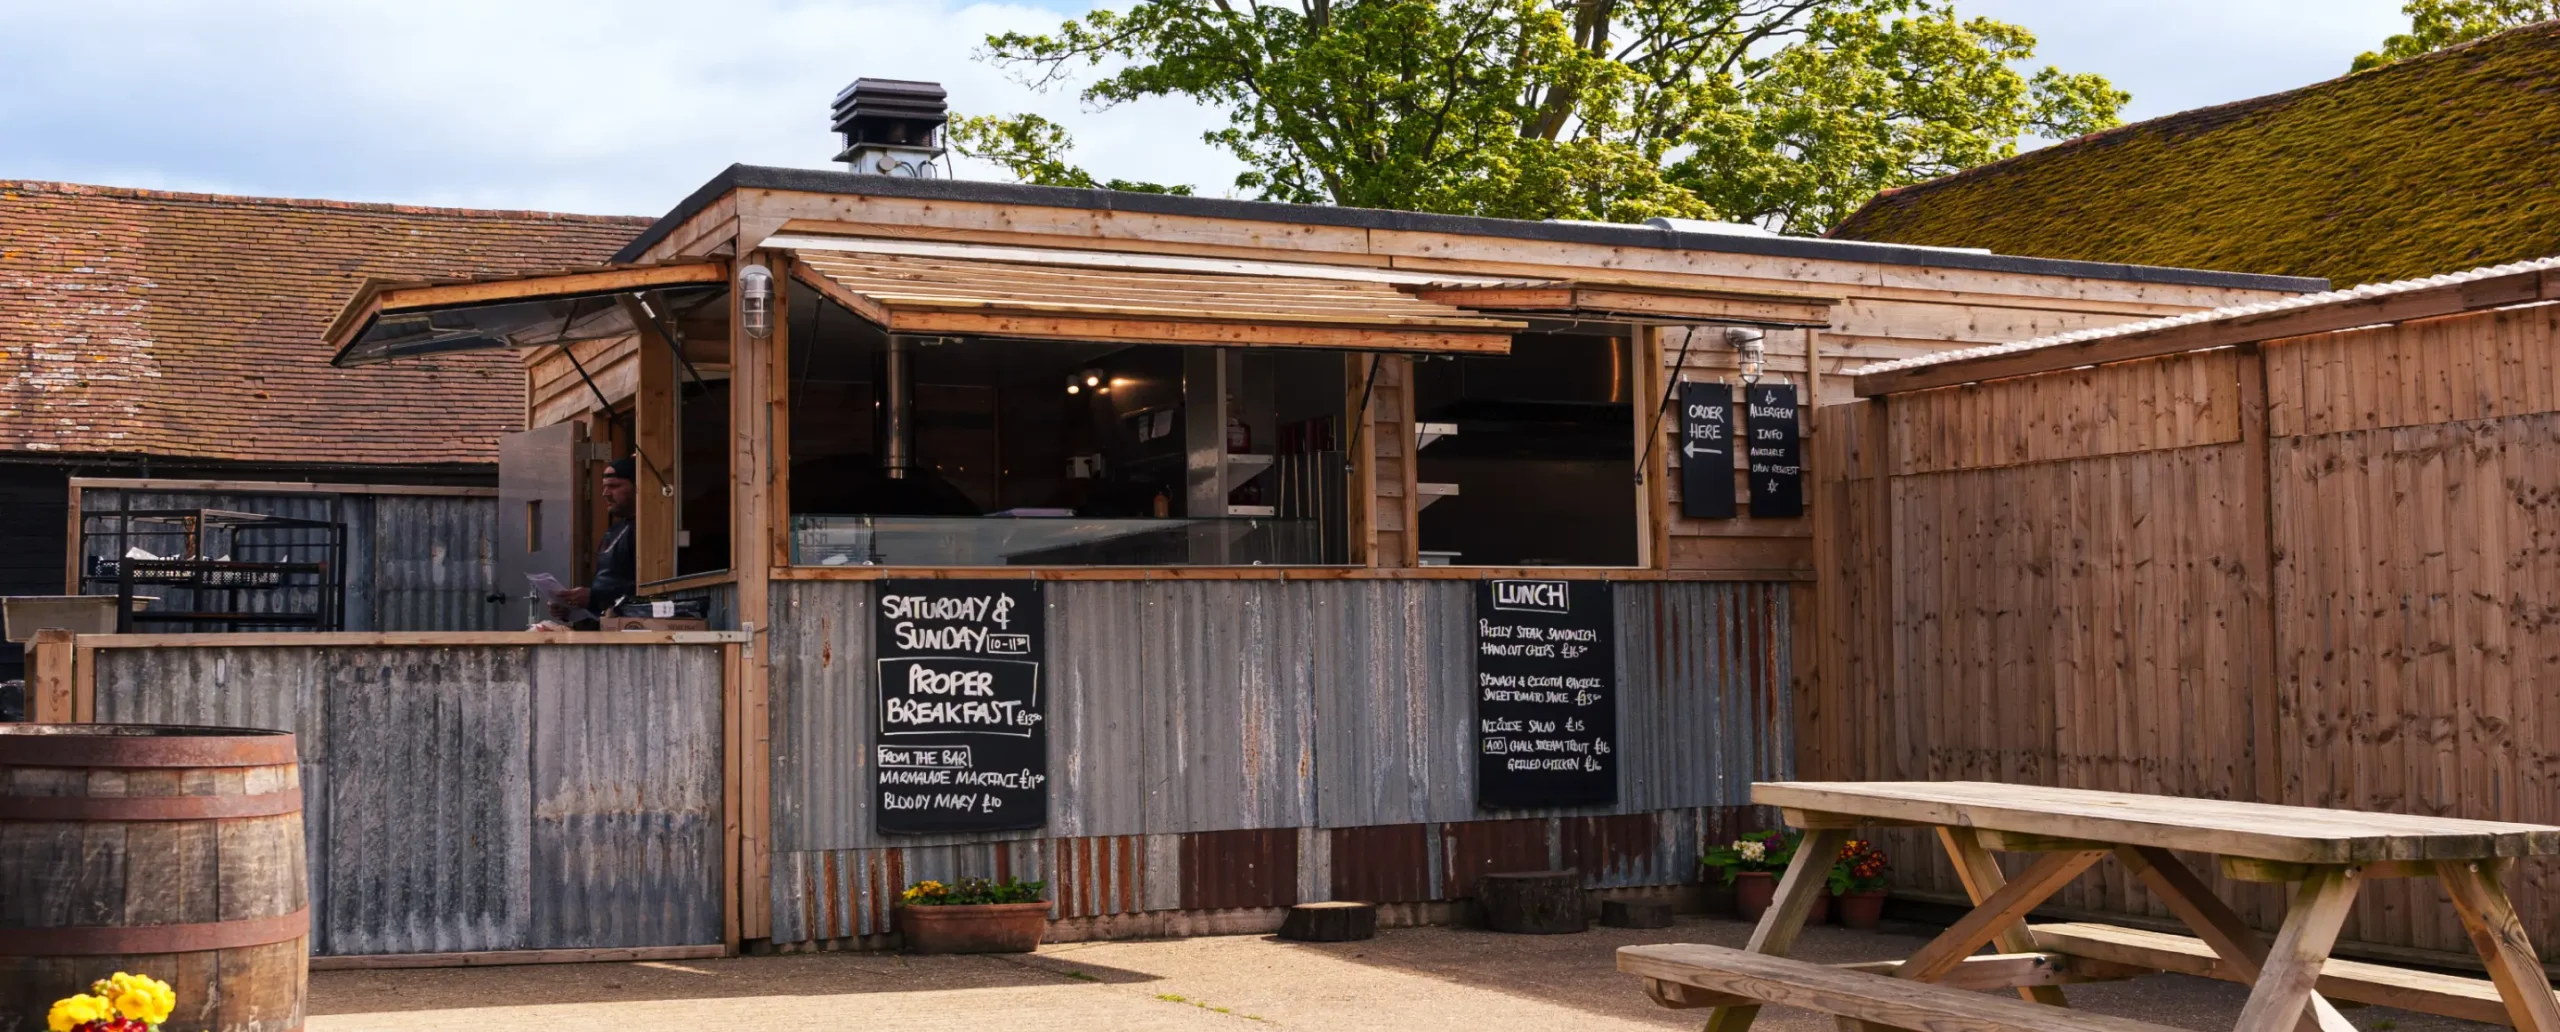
[0,906,308,955]
[0,790,301,821]
[0,731,297,769]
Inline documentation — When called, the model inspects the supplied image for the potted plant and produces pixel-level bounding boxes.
[1828,838,1892,929]
[1702,829,1826,923]
[896,876,1051,954]
[47,971,176,1031]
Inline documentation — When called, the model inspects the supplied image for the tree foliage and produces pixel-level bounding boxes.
[2353,0,2560,72]
[948,0,2123,232]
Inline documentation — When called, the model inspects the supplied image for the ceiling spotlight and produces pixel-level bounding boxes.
[1066,383,1081,395]
[1083,370,1102,388]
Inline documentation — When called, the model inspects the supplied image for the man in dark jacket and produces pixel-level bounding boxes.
[558,456,637,616]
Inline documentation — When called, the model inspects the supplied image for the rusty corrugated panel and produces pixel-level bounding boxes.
[1559,813,1658,886]
[1307,581,1476,827]
[1616,582,1795,814]
[774,840,1059,942]
[1178,828,1300,910]
[1438,818,1554,898]
[1328,823,1435,902]
[1049,834,1148,919]
[766,580,875,852]
[1144,582,1317,833]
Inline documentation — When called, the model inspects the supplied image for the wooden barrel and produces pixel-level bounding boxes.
[0,724,307,1032]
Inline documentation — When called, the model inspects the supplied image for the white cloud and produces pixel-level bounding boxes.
[0,0,1246,216]
[0,0,2421,216]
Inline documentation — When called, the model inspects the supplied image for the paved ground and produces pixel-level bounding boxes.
[309,916,2493,1031]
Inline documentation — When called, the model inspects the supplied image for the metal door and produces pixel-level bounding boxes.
[497,422,585,629]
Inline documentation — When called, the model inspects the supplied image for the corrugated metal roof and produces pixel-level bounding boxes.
[1855,253,2560,379]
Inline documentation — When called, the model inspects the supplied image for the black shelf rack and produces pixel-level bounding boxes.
[78,509,347,633]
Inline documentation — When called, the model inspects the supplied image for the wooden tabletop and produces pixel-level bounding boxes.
[1755,781,2560,863]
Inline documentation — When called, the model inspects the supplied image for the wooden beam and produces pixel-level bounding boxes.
[2034,921,2535,1026]
[1940,826,2075,1007]
[623,297,680,585]
[2440,860,2560,1032]
[1783,808,1920,830]
[2232,866,2363,1032]
[67,477,496,499]
[1977,830,2119,853]
[369,262,730,315]
[1622,944,2184,1032]
[1704,827,1853,1032]
[2116,845,2356,1032]
[1852,268,2559,397]
[29,629,74,723]
[732,250,780,943]
[2236,341,2283,804]
[2221,857,2436,883]
[71,642,95,723]
[1648,977,1748,1009]
[1895,848,2106,983]
[1839,951,2149,990]
[72,630,750,648]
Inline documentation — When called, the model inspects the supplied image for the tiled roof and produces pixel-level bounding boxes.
[0,180,646,466]
[1827,21,2560,288]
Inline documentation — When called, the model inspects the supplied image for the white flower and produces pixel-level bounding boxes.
[1735,840,1766,862]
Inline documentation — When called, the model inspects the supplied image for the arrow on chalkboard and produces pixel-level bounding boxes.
[1682,441,1707,458]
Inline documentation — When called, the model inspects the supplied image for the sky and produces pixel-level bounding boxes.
[0,0,2412,218]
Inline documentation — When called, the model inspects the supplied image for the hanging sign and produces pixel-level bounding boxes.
[1474,579,1617,810]
[874,579,1048,834]
[1678,380,1737,519]
[1746,380,1804,518]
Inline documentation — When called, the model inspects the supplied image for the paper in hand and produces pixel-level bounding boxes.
[526,573,593,623]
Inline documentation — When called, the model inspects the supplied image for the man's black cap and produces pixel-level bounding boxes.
[605,456,635,481]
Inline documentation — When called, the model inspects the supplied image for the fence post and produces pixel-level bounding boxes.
[29,628,75,722]
[2235,342,2283,805]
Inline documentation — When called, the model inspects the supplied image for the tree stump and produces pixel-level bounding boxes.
[1477,869,1585,934]
[1279,901,1377,942]
[1600,898,1674,929]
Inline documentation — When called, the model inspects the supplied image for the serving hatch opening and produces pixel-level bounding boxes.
[325,261,732,368]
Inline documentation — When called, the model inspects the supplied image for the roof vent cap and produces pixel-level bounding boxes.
[832,78,949,178]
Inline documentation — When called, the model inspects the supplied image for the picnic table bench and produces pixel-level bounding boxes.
[1619,781,2560,1032]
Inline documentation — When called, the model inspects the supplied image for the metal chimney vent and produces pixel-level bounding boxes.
[832,78,948,178]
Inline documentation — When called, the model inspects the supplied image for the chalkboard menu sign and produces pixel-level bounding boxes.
[1678,380,1737,519]
[1746,380,1805,518]
[874,580,1047,834]
[1474,579,1617,809]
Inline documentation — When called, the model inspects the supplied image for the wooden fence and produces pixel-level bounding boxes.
[1811,298,2560,961]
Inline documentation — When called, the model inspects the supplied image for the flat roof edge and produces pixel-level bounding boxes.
[612,164,2329,295]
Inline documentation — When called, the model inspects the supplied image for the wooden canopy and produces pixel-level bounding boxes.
[324,261,731,367]
[1405,280,1836,328]
[787,251,1525,353]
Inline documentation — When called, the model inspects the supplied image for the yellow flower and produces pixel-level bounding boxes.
[110,974,175,1024]
[48,993,114,1032]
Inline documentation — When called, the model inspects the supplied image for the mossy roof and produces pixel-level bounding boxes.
[1827,21,2560,288]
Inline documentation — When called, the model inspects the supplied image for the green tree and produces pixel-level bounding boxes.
[948,0,2123,232]
[2353,0,2560,72]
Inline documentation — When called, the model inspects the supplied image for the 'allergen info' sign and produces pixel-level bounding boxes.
[874,580,1047,834]
[1474,579,1617,810]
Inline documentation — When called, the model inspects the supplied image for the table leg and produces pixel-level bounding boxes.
[1704,827,1850,1032]
[1938,826,2071,1006]
[2437,859,2560,1032]
[2116,846,2354,1032]
[2230,866,2361,1032]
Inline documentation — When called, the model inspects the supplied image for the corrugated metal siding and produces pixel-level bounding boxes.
[80,489,501,632]
[761,579,1797,943]
[528,645,725,949]
[92,641,724,956]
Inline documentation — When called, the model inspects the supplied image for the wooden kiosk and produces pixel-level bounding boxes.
[297,151,2316,954]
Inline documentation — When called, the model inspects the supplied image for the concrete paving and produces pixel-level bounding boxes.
[308,916,2495,1031]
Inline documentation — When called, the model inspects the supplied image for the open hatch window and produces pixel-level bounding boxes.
[785,292,1357,567]
[1411,332,1640,567]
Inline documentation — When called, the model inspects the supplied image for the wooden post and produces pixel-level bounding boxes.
[2438,860,2560,1032]
[2117,845,2355,1032]
[1938,827,2070,1006]
[731,248,777,943]
[630,301,679,586]
[2236,341,2283,805]
[2231,866,2362,1032]
[1703,827,1850,1032]
[29,628,74,722]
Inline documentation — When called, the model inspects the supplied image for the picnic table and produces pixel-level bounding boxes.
[1619,781,2560,1032]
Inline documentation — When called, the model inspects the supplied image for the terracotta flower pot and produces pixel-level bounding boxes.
[1808,891,1831,926]
[1837,889,1886,930]
[897,901,1051,954]
[1732,871,1776,920]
